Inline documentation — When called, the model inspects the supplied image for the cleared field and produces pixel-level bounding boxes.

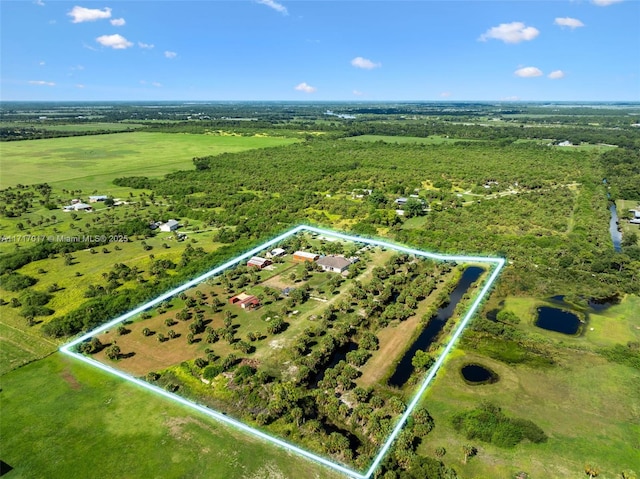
[0,353,341,479]
[0,321,56,375]
[0,132,299,190]
[0,122,147,132]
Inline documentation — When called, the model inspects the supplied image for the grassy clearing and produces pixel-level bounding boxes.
[343,134,482,145]
[500,295,640,349]
[418,348,640,478]
[0,353,341,479]
[0,132,299,190]
[0,122,147,132]
[415,295,640,478]
[617,199,640,246]
[0,321,56,375]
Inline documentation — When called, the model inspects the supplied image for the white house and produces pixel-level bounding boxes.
[316,255,352,274]
[159,219,179,232]
[63,202,92,212]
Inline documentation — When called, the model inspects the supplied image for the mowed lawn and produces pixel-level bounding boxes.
[0,353,342,479]
[0,132,299,190]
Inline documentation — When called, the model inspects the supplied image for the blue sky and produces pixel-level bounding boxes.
[1,0,639,101]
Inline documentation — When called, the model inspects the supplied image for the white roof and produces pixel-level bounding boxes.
[293,251,317,259]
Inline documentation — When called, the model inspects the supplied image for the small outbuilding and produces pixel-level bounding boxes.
[229,292,260,309]
[270,247,286,257]
[159,220,179,232]
[293,251,319,262]
[247,256,272,269]
[89,195,108,203]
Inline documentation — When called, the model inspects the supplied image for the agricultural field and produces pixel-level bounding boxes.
[66,229,497,474]
[0,131,299,190]
[0,353,342,479]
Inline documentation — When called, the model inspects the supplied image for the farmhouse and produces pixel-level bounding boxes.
[63,202,92,212]
[89,195,108,203]
[247,256,272,269]
[293,251,319,262]
[159,220,179,232]
[317,255,352,273]
[229,292,260,309]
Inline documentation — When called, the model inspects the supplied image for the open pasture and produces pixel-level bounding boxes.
[0,353,341,479]
[0,132,299,190]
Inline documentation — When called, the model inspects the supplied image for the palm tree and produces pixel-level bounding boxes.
[462,444,477,464]
[584,464,599,478]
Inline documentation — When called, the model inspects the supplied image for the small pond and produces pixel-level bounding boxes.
[535,306,582,335]
[460,363,499,385]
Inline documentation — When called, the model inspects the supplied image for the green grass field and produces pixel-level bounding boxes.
[0,353,341,479]
[0,132,299,190]
[0,122,148,132]
[416,294,640,478]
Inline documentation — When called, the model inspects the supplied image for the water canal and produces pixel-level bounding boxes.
[388,266,484,387]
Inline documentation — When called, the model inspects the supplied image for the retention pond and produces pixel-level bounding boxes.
[388,266,484,387]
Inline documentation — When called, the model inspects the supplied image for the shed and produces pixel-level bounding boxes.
[271,248,286,257]
[293,251,319,262]
[247,256,272,269]
[89,195,108,203]
[229,292,260,309]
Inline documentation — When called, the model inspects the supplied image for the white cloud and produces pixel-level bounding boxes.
[68,6,112,23]
[479,22,540,43]
[548,70,566,79]
[152,82,162,87]
[76,84,85,88]
[256,0,288,15]
[138,42,154,49]
[29,80,55,86]
[440,91,452,98]
[351,56,381,69]
[294,82,316,93]
[110,18,126,26]
[164,50,177,59]
[592,0,623,5]
[96,34,133,49]
[554,17,585,28]
[514,66,543,77]
[501,96,521,101]
[353,90,363,96]
[39,61,46,66]
[34,0,45,6]
[70,65,84,71]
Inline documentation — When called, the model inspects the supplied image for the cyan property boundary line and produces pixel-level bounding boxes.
[60,225,505,479]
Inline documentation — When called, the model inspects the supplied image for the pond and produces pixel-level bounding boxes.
[535,306,582,335]
[387,266,484,387]
[310,341,358,387]
[609,203,622,252]
[460,363,499,385]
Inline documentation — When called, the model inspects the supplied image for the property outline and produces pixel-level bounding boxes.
[60,224,505,479]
